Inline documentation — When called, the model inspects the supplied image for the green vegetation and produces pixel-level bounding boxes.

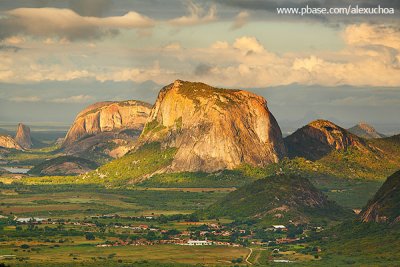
[201,174,353,226]
[0,183,227,218]
[1,145,61,167]
[314,222,400,266]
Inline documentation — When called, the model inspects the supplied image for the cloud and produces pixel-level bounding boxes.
[67,0,113,17]
[10,96,41,102]
[194,63,213,76]
[163,42,182,51]
[0,7,155,41]
[4,36,25,45]
[0,44,21,52]
[50,94,93,103]
[343,23,400,51]
[232,36,265,54]
[169,1,216,26]
[231,11,249,30]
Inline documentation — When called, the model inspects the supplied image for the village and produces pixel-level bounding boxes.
[9,214,322,249]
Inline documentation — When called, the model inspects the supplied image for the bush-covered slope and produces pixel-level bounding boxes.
[202,174,352,225]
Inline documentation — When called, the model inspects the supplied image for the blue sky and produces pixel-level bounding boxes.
[0,0,399,134]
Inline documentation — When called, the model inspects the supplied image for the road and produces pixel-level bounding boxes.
[245,248,253,265]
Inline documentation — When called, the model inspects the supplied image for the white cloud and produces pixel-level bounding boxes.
[169,1,216,26]
[163,42,181,51]
[211,41,229,50]
[4,36,25,45]
[233,36,265,54]
[231,11,249,30]
[1,8,155,41]
[343,23,400,51]
[50,95,93,103]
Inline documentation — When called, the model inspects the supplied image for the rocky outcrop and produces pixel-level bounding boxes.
[138,80,286,172]
[15,123,32,149]
[285,120,368,160]
[63,130,141,163]
[360,170,400,223]
[62,100,152,147]
[28,156,99,176]
[0,135,23,150]
[348,122,385,139]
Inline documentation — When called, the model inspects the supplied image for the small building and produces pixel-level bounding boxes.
[186,240,212,246]
[271,225,287,231]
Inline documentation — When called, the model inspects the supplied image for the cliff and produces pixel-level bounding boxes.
[62,100,152,147]
[138,80,286,172]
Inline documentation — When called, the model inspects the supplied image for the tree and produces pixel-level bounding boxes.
[85,232,95,240]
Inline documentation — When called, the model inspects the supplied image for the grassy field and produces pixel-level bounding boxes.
[0,244,248,266]
[0,184,228,219]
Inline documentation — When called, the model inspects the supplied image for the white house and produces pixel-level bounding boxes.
[186,240,212,246]
[271,225,287,231]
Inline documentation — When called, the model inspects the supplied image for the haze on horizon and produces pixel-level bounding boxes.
[0,0,399,134]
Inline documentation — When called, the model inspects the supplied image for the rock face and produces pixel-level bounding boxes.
[28,156,99,176]
[15,123,32,149]
[62,100,152,148]
[348,122,385,139]
[285,120,367,160]
[203,174,351,224]
[0,135,23,150]
[360,170,400,223]
[138,80,286,172]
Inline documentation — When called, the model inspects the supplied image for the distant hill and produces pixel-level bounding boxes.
[28,156,99,176]
[348,122,386,139]
[282,121,400,180]
[284,120,368,161]
[360,170,400,223]
[202,174,352,225]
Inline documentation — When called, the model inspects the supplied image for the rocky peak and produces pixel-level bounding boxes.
[15,123,32,149]
[138,80,286,172]
[62,100,152,147]
[348,122,385,139]
[285,119,367,160]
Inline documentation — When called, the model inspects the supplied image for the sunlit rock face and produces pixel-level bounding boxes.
[15,123,32,149]
[63,100,152,147]
[138,80,286,172]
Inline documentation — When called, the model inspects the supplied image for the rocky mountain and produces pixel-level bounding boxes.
[15,123,32,149]
[62,100,152,147]
[284,120,368,160]
[202,174,351,224]
[137,80,286,172]
[0,135,23,150]
[348,122,386,139]
[360,170,400,223]
[29,156,99,176]
[61,100,152,162]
